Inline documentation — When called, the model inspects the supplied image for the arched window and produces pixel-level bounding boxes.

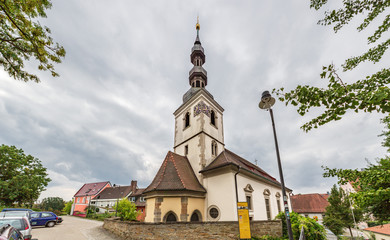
[192,82,195,87]
[264,189,271,220]
[210,110,216,126]
[196,81,200,87]
[201,82,204,88]
[190,210,202,222]
[164,211,178,223]
[185,112,190,128]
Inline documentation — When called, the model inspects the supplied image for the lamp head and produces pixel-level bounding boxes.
[258,90,275,109]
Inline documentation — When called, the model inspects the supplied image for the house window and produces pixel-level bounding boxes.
[207,205,220,221]
[185,145,188,155]
[209,208,219,219]
[210,110,216,126]
[277,199,281,213]
[265,198,271,220]
[246,196,252,210]
[185,112,190,128]
[77,198,80,203]
[264,189,271,220]
[276,192,281,213]
[140,197,145,202]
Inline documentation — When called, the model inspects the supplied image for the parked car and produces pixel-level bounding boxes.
[30,212,58,227]
[0,210,33,223]
[0,224,23,240]
[0,216,32,240]
[0,212,31,222]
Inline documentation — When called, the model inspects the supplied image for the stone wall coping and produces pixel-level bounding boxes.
[104,218,281,226]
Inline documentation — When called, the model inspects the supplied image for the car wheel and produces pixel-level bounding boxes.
[46,221,55,227]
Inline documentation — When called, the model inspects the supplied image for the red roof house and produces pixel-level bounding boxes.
[71,181,111,216]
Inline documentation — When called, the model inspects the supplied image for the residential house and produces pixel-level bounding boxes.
[92,184,132,213]
[142,21,293,223]
[128,180,146,221]
[291,193,329,224]
[71,181,111,216]
[363,224,390,240]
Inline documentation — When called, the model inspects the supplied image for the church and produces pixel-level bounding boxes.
[142,21,292,223]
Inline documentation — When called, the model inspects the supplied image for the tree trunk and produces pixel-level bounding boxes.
[349,226,353,238]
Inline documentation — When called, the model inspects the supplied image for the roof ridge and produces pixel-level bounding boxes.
[155,153,169,189]
[170,152,186,188]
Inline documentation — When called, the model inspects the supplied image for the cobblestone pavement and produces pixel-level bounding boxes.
[31,215,119,240]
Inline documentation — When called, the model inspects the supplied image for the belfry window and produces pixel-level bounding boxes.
[185,145,188,155]
[211,110,216,126]
[196,81,200,87]
[185,112,190,128]
[201,82,204,88]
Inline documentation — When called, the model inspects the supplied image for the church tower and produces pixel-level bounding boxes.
[173,19,224,182]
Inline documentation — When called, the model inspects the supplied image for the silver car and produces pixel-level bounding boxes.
[0,216,32,240]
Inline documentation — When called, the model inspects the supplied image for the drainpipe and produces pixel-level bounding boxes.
[234,166,241,218]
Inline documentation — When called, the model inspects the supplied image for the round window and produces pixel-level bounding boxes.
[209,207,219,219]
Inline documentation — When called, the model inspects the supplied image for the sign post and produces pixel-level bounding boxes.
[237,202,251,239]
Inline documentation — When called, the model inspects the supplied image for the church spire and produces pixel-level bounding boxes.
[189,18,207,88]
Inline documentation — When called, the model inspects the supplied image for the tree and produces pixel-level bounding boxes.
[0,0,66,83]
[62,200,73,215]
[273,1,389,132]
[114,198,138,221]
[0,144,51,206]
[40,197,64,212]
[323,185,364,237]
[324,159,390,223]
[276,211,326,240]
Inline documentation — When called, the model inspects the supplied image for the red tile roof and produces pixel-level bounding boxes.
[144,151,206,193]
[200,149,280,186]
[74,181,110,197]
[291,193,329,213]
[365,223,390,236]
[95,185,132,200]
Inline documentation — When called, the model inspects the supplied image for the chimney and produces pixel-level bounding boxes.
[131,180,137,193]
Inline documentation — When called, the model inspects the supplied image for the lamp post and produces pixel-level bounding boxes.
[259,90,293,240]
[113,184,120,217]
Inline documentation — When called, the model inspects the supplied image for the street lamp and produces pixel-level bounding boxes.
[113,184,120,217]
[259,90,293,240]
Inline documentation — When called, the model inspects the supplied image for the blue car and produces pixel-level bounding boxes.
[30,212,58,227]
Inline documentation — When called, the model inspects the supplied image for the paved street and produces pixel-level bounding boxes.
[31,215,119,240]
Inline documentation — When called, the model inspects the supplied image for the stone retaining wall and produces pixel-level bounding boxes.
[103,218,282,240]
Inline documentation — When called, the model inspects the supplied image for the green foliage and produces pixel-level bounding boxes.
[274,1,390,132]
[275,211,326,240]
[0,0,66,82]
[40,197,65,212]
[62,200,73,215]
[323,185,364,237]
[324,159,390,223]
[0,144,51,206]
[114,198,138,221]
[87,211,115,221]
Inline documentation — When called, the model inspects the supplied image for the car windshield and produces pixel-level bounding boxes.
[0,219,25,231]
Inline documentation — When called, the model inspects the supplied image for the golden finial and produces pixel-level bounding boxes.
[196,16,200,30]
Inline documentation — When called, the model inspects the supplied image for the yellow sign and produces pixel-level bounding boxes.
[237,202,251,239]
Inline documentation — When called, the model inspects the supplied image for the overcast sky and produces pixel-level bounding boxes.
[1,1,388,201]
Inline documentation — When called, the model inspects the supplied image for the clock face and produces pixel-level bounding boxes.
[194,101,210,117]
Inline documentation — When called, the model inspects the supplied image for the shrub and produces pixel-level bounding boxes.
[115,198,138,221]
[276,211,326,240]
